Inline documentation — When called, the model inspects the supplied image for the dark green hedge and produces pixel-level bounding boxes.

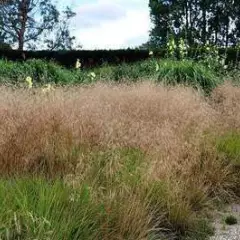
[0,49,166,69]
[0,47,239,69]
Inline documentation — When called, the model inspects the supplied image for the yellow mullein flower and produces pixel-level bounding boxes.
[75,59,81,69]
[25,76,33,89]
[149,51,153,56]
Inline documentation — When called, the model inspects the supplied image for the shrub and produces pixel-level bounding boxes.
[91,60,157,82]
[0,57,228,89]
[22,59,83,84]
[0,59,85,85]
[155,59,222,93]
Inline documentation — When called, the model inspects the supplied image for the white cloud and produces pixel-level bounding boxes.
[76,1,126,28]
[73,0,151,49]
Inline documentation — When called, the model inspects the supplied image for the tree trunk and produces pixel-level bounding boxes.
[189,0,193,45]
[18,35,24,51]
[202,0,207,45]
[17,0,28,51]
[214,0,219,45]
[185,0,189,43]
[225,19,229,47]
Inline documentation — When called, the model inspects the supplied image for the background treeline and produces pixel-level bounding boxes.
[0,47,240,69]
[148,0,240,47]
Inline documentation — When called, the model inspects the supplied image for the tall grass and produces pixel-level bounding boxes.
[156,59,222,93]
[0,82,239,239]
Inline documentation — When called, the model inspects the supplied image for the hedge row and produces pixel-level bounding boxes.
[0,47,239,69]
[0,49,163,69]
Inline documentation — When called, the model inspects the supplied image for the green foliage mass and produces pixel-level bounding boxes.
[155,59,222,93]
[0,58,222,93]
[148,0,240,48]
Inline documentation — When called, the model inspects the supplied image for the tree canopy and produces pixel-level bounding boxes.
[0,0,77,50]
[149,0,240,47]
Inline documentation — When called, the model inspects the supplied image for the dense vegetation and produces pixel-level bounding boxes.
[0,1,239,239]
[0,81,239,239]
[0,57,225,94]
[148,0,240,47]
[0,48,239,240]
[0,47,240,68]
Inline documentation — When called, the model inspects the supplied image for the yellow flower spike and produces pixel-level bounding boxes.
[25,76,33,89]
[75,59,81,69]
[90,72,96,78]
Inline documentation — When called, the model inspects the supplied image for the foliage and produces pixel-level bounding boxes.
[0,58,159,85]
[0,0,77,50]
[93,60,157,82]
[0,49,154,68]
[43,7,80,51]
[149,0,240,48]
[167,35,177,58]
[0,178,104,239]
[155,59,222,93]
[0,47,240,69]
[0,57,226,93]
[0,59,85,84]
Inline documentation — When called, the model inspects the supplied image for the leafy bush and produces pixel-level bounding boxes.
[156,59,222,93]
[0,58,227,92]
[22,59,83,84]
[93,60,157,82]
[0,59,156,85]
[0,59,85,85]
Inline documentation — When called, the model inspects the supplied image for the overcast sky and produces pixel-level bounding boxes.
[60,0,151,50]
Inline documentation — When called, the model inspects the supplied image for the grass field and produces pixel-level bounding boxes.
[0,82,239,239]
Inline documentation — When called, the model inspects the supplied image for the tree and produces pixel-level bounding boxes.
[149,0,240,48]
[0,0,77,50]
[44,7,76,50]
[149,0,172,47]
